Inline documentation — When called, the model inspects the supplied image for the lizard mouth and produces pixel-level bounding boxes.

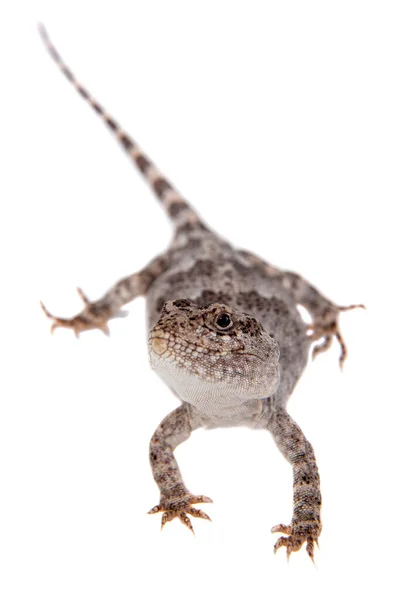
[149,334,211,358]
[148,330,280,405]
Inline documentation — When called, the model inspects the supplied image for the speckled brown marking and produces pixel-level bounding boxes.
[168,201,187,218]
[134,153,151,174]
[77,85,89,100]
[175,220,209,236]
[105,117,118,131]
[153,177,173,198]
[269,409,322,561]
[41,252,171,333]
[147,404,212,531]
[39,24,364,560]
[90,101,102,114]
[192,289,233,307]
[119,133,134,150]
[38,23,203,230]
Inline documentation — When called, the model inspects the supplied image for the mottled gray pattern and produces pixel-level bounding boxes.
[40,25,363,561]
[146,230,310,407]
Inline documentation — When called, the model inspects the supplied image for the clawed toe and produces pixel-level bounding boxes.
[309,302,365,368]
[271,523,291,535]
[189,495,213,504]
[149,494,213,533]
[273,533,316,562]
[186,507,212,521]
[311,333,334,361]
[76,287,90,305]
[161,510,195,533]
[338,303,366,312]
[40,288,111,336]
[40,301,79,336]
[272,522,319,562]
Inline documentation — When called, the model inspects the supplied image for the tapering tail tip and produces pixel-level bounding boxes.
[37,22,207,234]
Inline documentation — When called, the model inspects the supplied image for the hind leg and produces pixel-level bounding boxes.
[41,253,169,336]
[238,250,364,367]
[280,271,364,367]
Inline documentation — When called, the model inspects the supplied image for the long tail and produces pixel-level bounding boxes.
[38,24,205,232]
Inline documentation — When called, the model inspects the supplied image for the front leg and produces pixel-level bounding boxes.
[148,404,212,533]
[267,408,322,561]
[41,252,169,336]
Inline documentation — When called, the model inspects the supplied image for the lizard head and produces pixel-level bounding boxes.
[148,299,280,414]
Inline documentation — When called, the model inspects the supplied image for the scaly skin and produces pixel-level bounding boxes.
[39,24,364,560]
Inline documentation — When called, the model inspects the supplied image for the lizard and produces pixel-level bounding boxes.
[38,24,364,561]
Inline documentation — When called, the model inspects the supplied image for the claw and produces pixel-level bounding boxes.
[335,329,347,370]
[40,301,74,335]
[187,507,212,521]
[337,303,365,369]
[338,303,366,312]
[148,504,161,515]
[40,300,65,332]
[41,296,112,336]
[190,495,213,504]
[40,300,55,321]
[309,303,365,368]
[311,334,333,361]
[178,512,195,534]
[273,535,297,561]
[271,523,291,535]
[159,507,198,533]
[306,539,316,565]
[272,524,293,558]
[149,494,212,534]
[76,287,90,305]
[273,535,291,556]
[272,523,319,562]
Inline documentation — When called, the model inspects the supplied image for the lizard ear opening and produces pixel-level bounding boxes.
[161,299,196,314]
[172,299,195,309]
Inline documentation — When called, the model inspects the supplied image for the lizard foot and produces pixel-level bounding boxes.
[309,303,365,368]
[148,494,213,534]
[271,520,321,562]
[40,287,112,337]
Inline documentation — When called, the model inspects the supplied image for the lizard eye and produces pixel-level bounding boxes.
[216,313,232,329]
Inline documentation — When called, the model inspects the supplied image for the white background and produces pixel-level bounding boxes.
[1,1,399,598]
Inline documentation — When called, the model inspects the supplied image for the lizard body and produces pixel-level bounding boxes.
[39,25,363,561]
